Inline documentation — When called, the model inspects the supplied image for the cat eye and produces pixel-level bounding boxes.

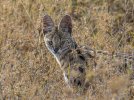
[48,41,53,45]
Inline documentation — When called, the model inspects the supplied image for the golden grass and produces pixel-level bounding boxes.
[0,0,134,99]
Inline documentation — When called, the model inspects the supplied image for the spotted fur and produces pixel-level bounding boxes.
[43,15,95,93]
[43,15,134,94]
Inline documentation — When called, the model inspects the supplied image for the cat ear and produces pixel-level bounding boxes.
[43,15,54,34]
[59,15,72,34]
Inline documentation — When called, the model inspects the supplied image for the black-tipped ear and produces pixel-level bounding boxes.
[43,15,54,34]
[59,15,72,34]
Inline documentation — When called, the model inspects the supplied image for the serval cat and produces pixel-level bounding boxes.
[43,15,96,93]
[43,15,134,95]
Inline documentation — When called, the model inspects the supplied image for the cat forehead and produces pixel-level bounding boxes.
[44,28,61,37]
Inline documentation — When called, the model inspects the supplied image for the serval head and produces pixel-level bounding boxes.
[43,15,94,93]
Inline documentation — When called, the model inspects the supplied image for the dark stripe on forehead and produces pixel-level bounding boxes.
[55,26,58,31]
[51,27,59,39]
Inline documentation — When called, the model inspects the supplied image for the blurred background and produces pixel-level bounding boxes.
[0,0,134,99]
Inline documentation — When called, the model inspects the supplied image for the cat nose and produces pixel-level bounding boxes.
[54,48,59,53]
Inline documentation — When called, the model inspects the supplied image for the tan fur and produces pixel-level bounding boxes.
[43,15,134,94]
[43,15,96,93]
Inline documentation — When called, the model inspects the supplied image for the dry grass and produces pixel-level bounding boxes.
[0,0,134,99]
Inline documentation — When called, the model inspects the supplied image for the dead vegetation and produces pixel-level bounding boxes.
[0,0,134,99]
